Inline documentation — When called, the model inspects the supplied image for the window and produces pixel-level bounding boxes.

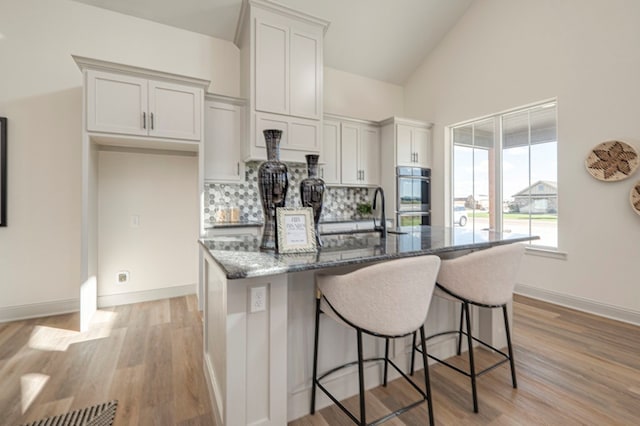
[451,101,557,248]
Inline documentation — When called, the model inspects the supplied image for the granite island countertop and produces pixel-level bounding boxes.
[199,225,537,279]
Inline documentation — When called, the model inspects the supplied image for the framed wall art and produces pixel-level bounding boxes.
[276,207,317,253]
[1,117,6,227]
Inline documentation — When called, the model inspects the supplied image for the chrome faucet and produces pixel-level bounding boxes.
[372,186,387,238]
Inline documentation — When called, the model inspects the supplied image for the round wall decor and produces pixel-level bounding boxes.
[585,140,638,182]
[631,181,640,216]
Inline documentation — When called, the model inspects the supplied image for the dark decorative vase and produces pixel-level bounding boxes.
[300,154,325,247]
[258,129,289,251]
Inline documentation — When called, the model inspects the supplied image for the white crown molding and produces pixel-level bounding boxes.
[377,116,434,129]
[205,93,247,106]
[234,0,331,46]
[72,55,210,88]
[515,284,640,326]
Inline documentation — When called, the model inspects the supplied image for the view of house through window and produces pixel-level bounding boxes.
[451,101,557,248]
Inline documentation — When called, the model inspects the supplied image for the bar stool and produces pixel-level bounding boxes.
[310,255,441,426]
[411,243,525,413]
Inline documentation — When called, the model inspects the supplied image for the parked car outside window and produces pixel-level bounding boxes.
[454,206,467,226]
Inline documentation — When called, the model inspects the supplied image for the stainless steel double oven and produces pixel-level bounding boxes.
[396,167,431,226]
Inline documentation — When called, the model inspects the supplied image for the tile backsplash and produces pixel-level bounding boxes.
[204,162,372,224]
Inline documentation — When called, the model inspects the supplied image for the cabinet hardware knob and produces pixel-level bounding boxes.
[143,112,146,129]
[150,112,154,130]
[237,162,240,175]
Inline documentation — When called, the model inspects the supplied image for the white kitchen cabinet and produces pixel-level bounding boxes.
[254,17,321,120]
[87,69,202,141]
[237,0,328,162]
[341,122,380,186]
[381,118,432,168]
[320,119,341,184]
[204,96,245,182]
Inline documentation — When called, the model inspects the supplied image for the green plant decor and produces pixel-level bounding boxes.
[356,202,373,217]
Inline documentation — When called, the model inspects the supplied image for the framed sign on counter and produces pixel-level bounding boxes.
[1,117,6,227]
[276,207,317,253]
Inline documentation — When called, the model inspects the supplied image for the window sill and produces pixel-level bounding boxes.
[525,246,567,260]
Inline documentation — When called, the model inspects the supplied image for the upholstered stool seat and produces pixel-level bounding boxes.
[412,243,525,413]
[311,255,441,426]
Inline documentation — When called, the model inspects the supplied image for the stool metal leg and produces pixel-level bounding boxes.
[383,338,390,386]
[457,304,464,356]
[502,304,518,388]
[419,325,435,426]
[310,296,321,414]
[410,331,417,376]
[463,301,479,413]
[356,330,366,426]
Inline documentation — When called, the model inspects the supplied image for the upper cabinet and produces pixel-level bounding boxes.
[254,20,321,119]
[380,117,433,168]
[322,114,382,187]
[236,0,329,163]
[320,119,341,185]
[204,95,245,183]
[341,122,380,186]
[76,56,208,149]
[86,70,203,141]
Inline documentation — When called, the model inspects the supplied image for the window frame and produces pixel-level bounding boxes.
[449,99,559,251]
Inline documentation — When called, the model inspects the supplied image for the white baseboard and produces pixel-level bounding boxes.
[0,284,198,323]
[515,284,640,326]
[97,284,196,308]
[0,298,79,323]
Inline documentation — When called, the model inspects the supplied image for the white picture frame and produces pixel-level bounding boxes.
[276,207,317,253]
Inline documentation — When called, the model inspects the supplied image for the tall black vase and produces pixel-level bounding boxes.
[258,129,289,251]
[300,154,325,247]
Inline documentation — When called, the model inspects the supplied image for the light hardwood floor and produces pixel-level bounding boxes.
[0,295,213,425]
[1,295,638,425]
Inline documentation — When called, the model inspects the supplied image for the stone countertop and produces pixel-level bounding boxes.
[199,225,537,280]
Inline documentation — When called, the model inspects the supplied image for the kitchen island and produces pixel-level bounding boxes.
[199,226,535,426]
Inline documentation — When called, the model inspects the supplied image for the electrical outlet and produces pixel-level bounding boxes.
[117,271,129,285]
[250,286,267,313]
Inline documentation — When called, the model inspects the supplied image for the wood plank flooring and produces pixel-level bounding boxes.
[0,295,213,425]
[291,294,640,425]
[1,294,638,425]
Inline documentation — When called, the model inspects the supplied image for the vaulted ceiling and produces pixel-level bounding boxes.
[72,0,473,85]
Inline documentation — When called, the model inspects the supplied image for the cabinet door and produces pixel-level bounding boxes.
[204,101,243,182]
[413,127,430,168]
[148,81,201,141]
[340,123,360,185]
[255,19,289,115]
[87,70,147,136]
[290,29,321,119]
[361,126,380,186]
[289,117,319,152]
[396,124,414,166]
[321,120,341,184]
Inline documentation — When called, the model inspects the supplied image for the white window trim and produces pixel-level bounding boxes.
[449,98,561,253]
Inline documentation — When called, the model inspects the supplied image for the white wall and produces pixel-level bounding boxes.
[98,149,198,298]
[404,0,640,319]
[0,0,238,315]
[324,67,404,121]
